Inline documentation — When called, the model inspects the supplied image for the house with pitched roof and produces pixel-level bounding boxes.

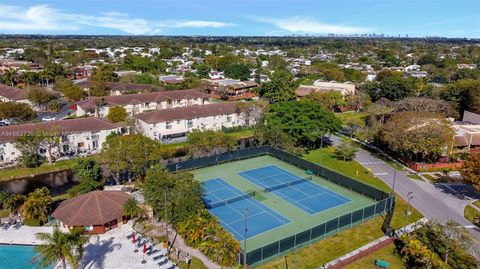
[75,90,210,117]
[135,102,248,143]
[0,83,32,106]
[0,117,122,165]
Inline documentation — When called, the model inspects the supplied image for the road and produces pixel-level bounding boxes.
[331,136,480,240]
[35,103,73,121]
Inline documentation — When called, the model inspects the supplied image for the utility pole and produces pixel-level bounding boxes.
[243,208,248,269]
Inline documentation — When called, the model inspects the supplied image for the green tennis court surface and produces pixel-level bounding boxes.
[193,155,374,251]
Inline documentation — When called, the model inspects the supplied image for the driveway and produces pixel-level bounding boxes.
[331,136,480,240]
[35,103,74,121]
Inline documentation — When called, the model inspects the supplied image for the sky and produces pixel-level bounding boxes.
[0,0,479,37]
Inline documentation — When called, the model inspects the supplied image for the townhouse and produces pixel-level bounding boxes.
[76,90,210,117]
[201,79,258,100]
[0,83,32,106]
[75,80,164,96]
[296,81,356,98]
[0,117,123,165]
[135,102,248,143]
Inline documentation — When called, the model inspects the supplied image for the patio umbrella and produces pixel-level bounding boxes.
[141,243,147,264]
[132,233,136,244]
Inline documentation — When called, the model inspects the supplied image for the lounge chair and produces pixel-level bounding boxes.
[153,254,166,261]
[2,223,10,230]
[157,258,168,266]
[147,248,158,256]
[13,222,22,230]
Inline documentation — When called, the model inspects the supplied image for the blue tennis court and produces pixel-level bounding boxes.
[239,165,352,214]
[203,178,290,240]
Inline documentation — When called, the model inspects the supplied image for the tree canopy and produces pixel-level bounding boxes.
[260,69,297,103]
[186,130,236,157]
[265,100,341,146]
[106,106,128,123]
[460,153,480,191]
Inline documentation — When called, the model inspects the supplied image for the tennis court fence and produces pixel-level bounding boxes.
[166,146,395,266]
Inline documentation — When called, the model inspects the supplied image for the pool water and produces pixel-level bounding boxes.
[0,244,50,269]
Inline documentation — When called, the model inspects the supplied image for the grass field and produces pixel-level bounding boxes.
[464,204,480,227]
[344,243,405,269]
[256,147,422,269]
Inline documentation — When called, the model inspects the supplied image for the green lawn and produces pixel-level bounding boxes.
[170,255,208,269]
[464,204,480,227]
[0,159,79,180]
[257,147,422,269]
[344,244,405,269]
[336,111,369,123]
[407,174,423,181]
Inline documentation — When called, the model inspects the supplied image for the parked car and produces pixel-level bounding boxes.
[42,116,56,122]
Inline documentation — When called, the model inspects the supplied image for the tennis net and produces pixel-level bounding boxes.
[264,177,311,192]
[205,191,256,209]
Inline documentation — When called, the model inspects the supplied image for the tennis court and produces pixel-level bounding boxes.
[203,178,290,240]
[239,165,352,214]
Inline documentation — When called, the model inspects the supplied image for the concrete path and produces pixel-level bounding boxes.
[0,225,53,245]
[170,232,221,269]
[331,136,480,240]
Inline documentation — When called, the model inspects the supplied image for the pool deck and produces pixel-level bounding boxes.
[0,223,179,269]
[0,225,54,245]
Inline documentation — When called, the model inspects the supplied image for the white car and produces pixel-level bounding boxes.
[42,116,56,122]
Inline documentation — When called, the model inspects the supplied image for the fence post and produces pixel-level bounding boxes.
[350,212,353,228]
[373,202,377,217]
[309,227,313,243]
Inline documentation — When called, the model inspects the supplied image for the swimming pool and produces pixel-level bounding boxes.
[0,244,51,269]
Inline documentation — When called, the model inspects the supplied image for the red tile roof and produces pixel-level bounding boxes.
[0,117,119,143]
[136,102,239,124]
[76,90,209,110]
[52,191,132,226]
[0,83,28,101]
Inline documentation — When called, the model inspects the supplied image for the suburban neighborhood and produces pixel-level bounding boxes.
[0,1,479,269]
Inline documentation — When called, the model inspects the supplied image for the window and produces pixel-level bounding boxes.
[227,115,232,122]
[166,122,172,129]
[78,142,85,148]
[93,140,99,149]
[187,119,193,128]
[177,120,181,124]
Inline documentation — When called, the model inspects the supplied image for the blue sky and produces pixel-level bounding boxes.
[0,0,479,37]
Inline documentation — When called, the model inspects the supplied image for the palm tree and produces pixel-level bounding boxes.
[34,228,78,269]
[69,228,93,269]
[123,198,141,222]
[3,68,17,86]
[22,71,35,87]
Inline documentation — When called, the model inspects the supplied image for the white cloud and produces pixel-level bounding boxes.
[0,4,233,35]
[252,16,372,35]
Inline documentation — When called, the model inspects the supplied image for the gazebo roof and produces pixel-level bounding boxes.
[52,191,131,227]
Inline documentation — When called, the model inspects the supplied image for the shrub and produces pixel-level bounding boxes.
[24,217,41,226]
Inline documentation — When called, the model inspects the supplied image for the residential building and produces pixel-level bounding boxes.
[0,117,122,165]
[202,79,258,100]
[0,83,32,105]
[76,90,210,117]
[75,80,164,96]
[135,102,248,143]
[114,70,141,77]
[407,71,428,78]
[208,71,225,80]
[296,81,356,98]
[457,64,477,69]
[453,124,480,152]
[159,75,184,85]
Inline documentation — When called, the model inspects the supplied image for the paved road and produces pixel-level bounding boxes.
[35,103,73,121]
[331,136,480,240]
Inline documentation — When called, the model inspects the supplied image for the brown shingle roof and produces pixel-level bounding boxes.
[0,117,119,143]
[75,80,164,93]
[76,90,209,110]
[0,83,28,101]
[52,191,131,226]
[136,102,239,124]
